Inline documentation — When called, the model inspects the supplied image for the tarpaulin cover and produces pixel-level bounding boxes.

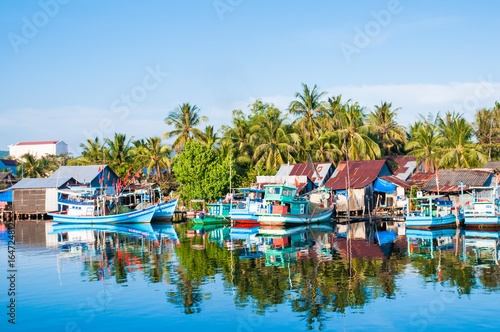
[0,190,12,202]
[373,178,396,193]
[336,190,346,195]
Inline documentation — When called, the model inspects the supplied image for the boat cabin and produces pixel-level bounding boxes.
[264,184,308,215]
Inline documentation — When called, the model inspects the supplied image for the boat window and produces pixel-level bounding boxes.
[283,189,288,196]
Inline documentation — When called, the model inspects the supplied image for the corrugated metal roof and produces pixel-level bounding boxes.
[406,172,434,188]
[379,176,412,189]
[10,177,74,189]
[49,165,116,183]
[483,161,500,169]
[421,169,494,192]
[14,140,61,146]
[385,156,417,181]
[275,162,334,184]
[324,160,387,190]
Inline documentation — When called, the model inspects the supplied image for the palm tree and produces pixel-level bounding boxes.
[334,102,381,160]
[318,94,345,132]
[133,137,172,180]
[367,102,407,155]
[438,112,487,168]
[76,137,106,165]
[198,125,221,149]
[288,83,326,139]
[106,133,133,177]
[163,103,208,153]
[311,133,343,164]
[251,110,300,170]
[17,153,45,178]
[474,102,500,161]
[406,114,441,172]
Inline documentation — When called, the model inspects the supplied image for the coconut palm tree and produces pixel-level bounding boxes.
[367,102,407,156]
[198,125,221,150]
[163,103,208,153]
[132,137,172,180]
[438,112,487,168]
[334,102,381,160]
[17,153,45,178]
[74,137,106,165]
[474,102,500,161]
[106,133,133,177]
[318,94,345,132]
[289,83,326,139]
[311,133,343,164]
[406,114,441,172]
[251,110,300,170]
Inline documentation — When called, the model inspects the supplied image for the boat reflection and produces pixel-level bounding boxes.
[461,229,499,266]
[406,228,457,258]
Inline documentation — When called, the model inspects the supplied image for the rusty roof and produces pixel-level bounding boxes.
[421,169,494,192]
[276,162,334,183]
[406,172,434,188]
[379,176,412,189]
[324,160,388,190]
[385,156,417,179]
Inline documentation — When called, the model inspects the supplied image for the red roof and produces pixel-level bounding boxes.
[336,238,386,259]
[15,140,60,146]
[406,172,434,188]
[324,160,388,190]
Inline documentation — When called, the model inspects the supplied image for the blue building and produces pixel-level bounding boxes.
[49,165,119,194]
[0,159,17,175]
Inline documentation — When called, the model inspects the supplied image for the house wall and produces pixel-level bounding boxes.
[13,188,47,213]
[10,144,59,159]
[55,141,68,156]
[335,186,373,212]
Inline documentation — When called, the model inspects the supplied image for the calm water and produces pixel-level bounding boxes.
[1,220,499,331]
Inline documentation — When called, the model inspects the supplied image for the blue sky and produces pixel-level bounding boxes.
[1,0,500,156]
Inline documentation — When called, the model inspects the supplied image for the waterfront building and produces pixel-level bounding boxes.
[9,177,76,214]
[49,165,119,195]
[324,160,392,215]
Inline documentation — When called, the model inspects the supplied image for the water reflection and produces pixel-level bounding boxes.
[4,220,500,330]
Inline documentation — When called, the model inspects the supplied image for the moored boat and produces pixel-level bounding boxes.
[192,201,235,224]
[256,184,334,225]
[405,195,463,229]
[464,186,500,227]
[48,186,156,224]
[229,188,266,223]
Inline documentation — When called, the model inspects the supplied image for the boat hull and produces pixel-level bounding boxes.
[153,198,179,219]
[405,213,463,229]
[257,208,334,225]
[464,214,500,227]
[191,216,229,224]
[48,207,156,224]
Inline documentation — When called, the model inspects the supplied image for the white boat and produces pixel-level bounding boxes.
[464,186,500,227]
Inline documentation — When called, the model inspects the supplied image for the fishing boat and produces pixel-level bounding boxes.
[256,184,334,225]
[153,195,180,220]
[405,195,463,229]
[191,200,236,224]
[406,228,457,258]
[48,186,156,224]
[229,188,266,223]
[461,229,499,265]
[463,186,500,227]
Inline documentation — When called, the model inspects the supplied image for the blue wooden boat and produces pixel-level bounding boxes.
[405,195,463,229]
[256,184,334,225]
[464,186,500,227]
[153,195,180,219]
[48,187,156,224]
[151,223,179,243]
[229,188,266,223]
[406,228,457,258]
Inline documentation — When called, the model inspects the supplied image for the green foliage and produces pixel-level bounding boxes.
[173,141,232,203]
